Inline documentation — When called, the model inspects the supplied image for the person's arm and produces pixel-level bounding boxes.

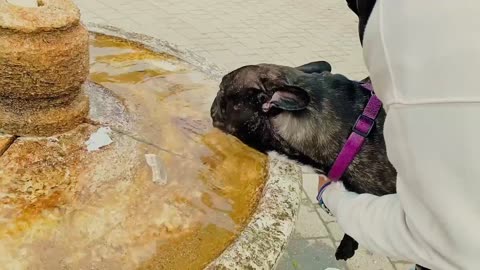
[322,1,480,269]
[323,183,447,268]
[323,101,480,270]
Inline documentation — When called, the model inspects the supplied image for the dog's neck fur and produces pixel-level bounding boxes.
[272,76,367,169]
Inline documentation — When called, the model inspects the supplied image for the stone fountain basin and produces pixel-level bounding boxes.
[0,24,302,269]
[90,24,302,270]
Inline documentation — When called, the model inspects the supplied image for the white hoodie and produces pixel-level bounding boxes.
[322,1,480,269]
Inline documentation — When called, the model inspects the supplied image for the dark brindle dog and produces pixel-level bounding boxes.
[210,62,430,270]
[210,61,395,261]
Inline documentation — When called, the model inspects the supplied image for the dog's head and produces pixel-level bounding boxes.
[211,61,357,159]
[211,60,396,195]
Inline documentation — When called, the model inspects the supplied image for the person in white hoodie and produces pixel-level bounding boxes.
[318,1,480,269]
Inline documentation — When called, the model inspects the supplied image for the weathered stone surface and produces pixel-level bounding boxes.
[0,89,89,136]
[0,0,80,33]
[0,24,89,99]
[0,0,89,136]
[0,124,141,269]
[0,134,14,155]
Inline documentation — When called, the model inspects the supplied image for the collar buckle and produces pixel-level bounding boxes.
[353,114,375,138]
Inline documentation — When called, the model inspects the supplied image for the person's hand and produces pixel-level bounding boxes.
[317,174,334,216]
[318,174,331,192]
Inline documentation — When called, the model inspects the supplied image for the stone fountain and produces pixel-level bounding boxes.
[0,1,302,269]
[0,0,89,136]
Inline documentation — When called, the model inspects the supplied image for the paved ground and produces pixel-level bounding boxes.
[73,0,414,269]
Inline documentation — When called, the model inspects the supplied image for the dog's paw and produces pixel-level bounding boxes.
[335,238,359,261]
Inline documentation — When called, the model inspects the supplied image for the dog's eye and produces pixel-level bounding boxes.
[257,93,268,103]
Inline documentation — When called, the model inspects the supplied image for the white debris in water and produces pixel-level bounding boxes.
[325,268,341,270]
[85,127,113,152]
[145,154,168,185]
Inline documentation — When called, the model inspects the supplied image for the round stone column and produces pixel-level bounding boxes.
[0,0,89,136]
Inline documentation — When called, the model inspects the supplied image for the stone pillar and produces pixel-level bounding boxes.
[0,0,89,136]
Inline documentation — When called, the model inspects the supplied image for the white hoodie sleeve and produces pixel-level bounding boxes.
[322,1,480,269]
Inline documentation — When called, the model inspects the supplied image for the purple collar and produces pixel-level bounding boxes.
[327,82,383,181]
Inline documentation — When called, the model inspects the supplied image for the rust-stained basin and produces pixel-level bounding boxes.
[0,25,301,270]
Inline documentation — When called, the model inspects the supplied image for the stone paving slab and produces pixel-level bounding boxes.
[72,0,414,269]
[326,222,346,242]
[293,202,330,239]
[346,247,396,270]
[302,173,321,203]
[73,0,367,79]
[277,238,346,270]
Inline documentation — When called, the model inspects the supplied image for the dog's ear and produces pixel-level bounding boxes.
[296,61,332,74]
[262,86,310,112]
